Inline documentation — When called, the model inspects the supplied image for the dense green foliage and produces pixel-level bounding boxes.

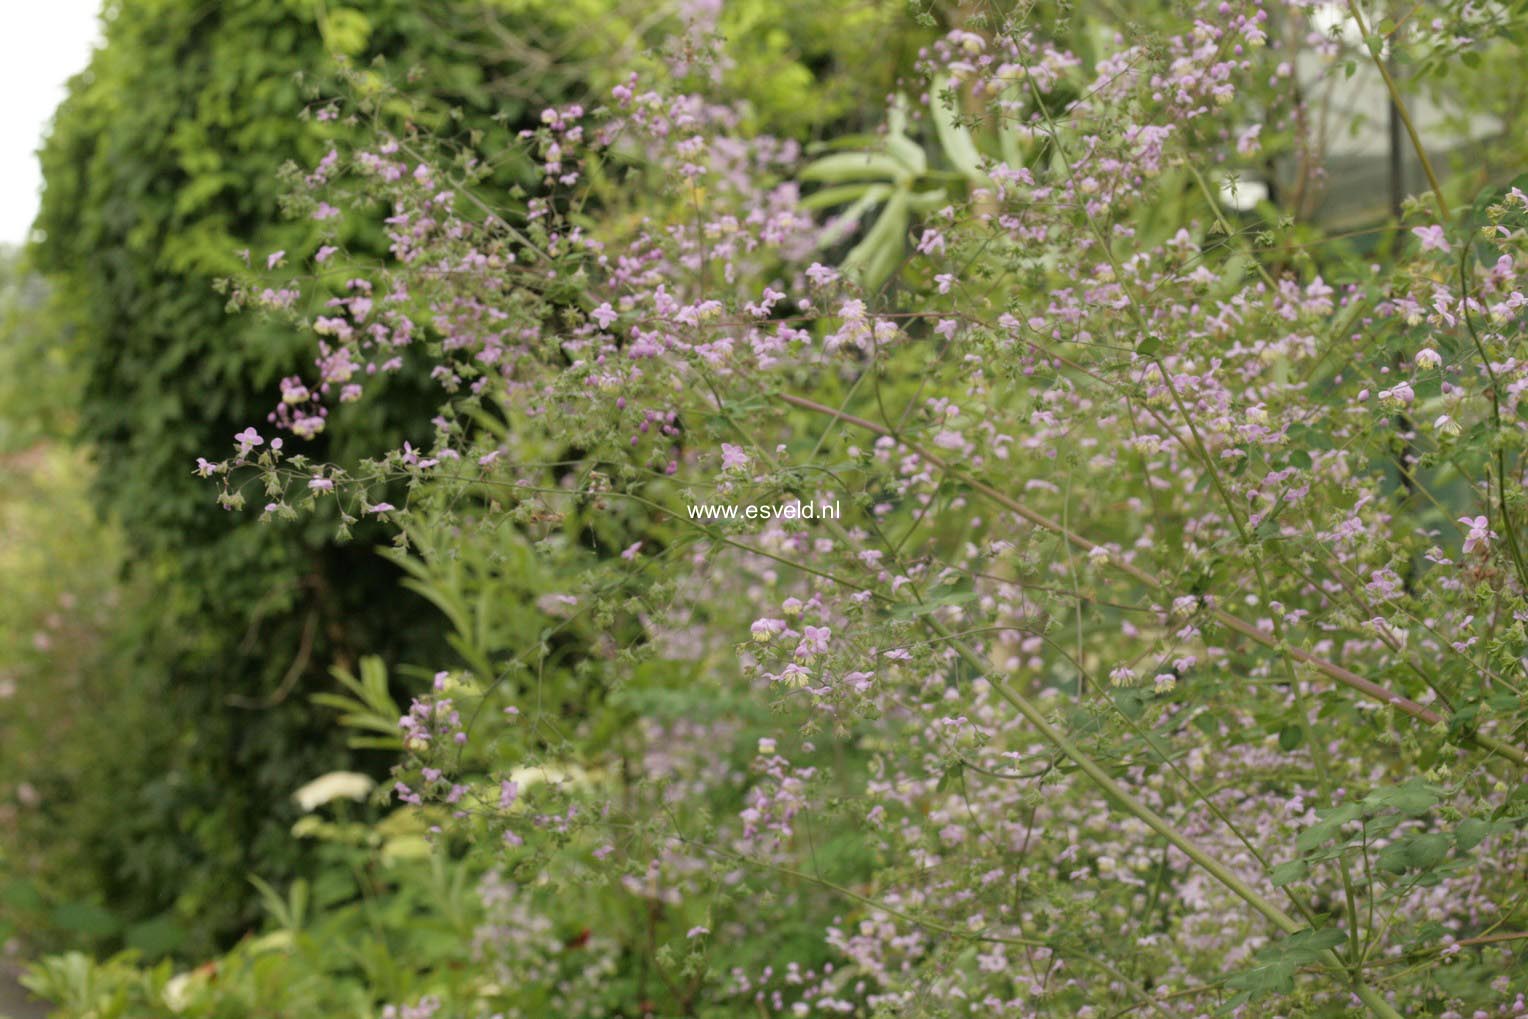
[20,0,560,953]
[9,0,929,962]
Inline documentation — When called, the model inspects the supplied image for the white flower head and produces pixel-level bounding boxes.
[293,771,376,812]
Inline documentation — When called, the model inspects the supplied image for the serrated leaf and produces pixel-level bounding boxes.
[1363,781,1445,815]
[1455,817,1491,851]
[1269,860,1308,887]
[1289,927,1347,956]
[1379,832,1451,873]
[1113,687,1147,720]
[1296,803,1362,852]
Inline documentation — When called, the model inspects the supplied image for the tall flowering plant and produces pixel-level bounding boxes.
[203,3,1528,1015]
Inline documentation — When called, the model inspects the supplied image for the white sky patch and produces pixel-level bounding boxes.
[0,1,102,246]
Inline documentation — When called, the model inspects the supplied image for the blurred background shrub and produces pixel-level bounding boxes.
[2,0,935,963]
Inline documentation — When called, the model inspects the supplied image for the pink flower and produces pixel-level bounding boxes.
[234,427,263,455]
[591,302,619,329]
[721,443,749,470]
[1236,124,1262,156]
[751,618,785,642]
[795,625,831,658]
[1412,225,1450,253]
[805,263,839,287]
[1460,515,1493,554]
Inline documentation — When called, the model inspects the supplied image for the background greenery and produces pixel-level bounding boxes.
[1,0,929,970]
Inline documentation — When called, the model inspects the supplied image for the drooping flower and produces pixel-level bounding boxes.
[1460,515,1494,554]
[721,443,750,471]
[1377,382,1414,408]
[1411,224,1449,253]
[795,625,831,658]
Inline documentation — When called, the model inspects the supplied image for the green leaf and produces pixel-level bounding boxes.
[930,77,986,182]
[891,587,978,618]
[1113,687,1147,720]
[814,185,895,248]
[886,133,929,177]
[1455,817,1491,851]
[1278,724,1304,751]
[51,901,121,937]
[1378,832,1451,873]
[842,188,910,289]
[125,915,188,955]
[1290,927,1347,955]
[1363,781,1445,815]
[1,878,44,911]
[907,187,950,213]
[800,182,881,212]
[936,763,964,791]
[1296,803,1362,852]
[1269,860,1308,887]
[801,151,907,185]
